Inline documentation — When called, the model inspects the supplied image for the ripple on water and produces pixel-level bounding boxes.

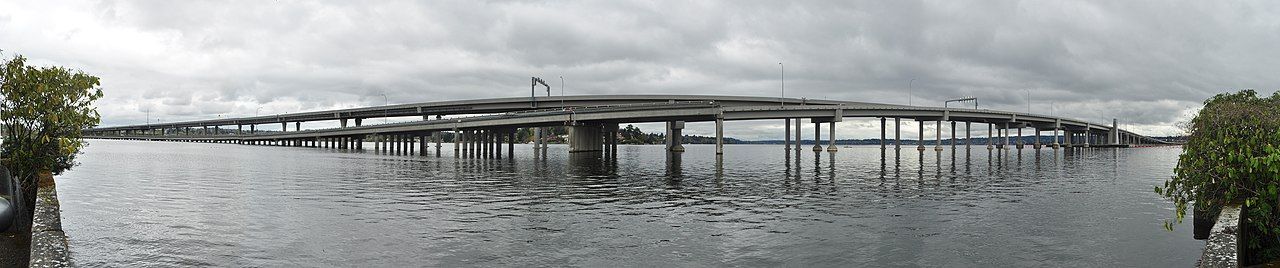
[56,141,1199,267]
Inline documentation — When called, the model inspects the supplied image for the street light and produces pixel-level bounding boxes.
[779,62,784,107]
[908,78,917,106]
[560,76,565,108]
[381,93,388,124]
[1025,89,1031,113]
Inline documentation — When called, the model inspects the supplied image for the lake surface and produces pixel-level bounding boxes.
[58,139,1200,267]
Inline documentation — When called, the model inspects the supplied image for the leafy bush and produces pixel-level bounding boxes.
[0,53,103,231]
[1157,90,1280,264]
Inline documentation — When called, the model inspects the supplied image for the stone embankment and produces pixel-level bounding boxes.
[1198,205,1241,267]
[28,173,69,267]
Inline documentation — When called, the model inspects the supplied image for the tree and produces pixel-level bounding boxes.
[1157,90,1280,264]
[0,54,103,231]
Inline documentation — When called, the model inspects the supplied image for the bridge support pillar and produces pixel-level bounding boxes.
[879,118,886,149]
[507,131,515,157]
[894,118,901,150]
[917,121,925,152]
[934,120,942,152]
[355,118,362,127]
[1016,127,1024,149]
[987,123,994,150]
[667,121,685,152]
[250,125,256,134]
[1065,129,1073,148]
[1002,123,1010,150]
[827,121,838,152]
[794,118,802,153]
[785,119,792,151]
[409,134,416,156]
[716,118,725,155]
[427,134,437,157]
[453,129,460,157]
[1034,129,1041,149]
[1083,129,1091,148]
[569,124,604,153]
[356,137,363,150]
[950,121,957,149]
[296,122,301,132]
[965,122,971,149]
[812,122,823,152]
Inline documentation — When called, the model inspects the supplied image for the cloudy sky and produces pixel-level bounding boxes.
[2,1,1277,140]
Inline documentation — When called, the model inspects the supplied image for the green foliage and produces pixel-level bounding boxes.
[0,54,103,191]
[1157,90,1280,263]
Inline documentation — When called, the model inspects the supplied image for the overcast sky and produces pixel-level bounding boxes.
[2,1,1278,140]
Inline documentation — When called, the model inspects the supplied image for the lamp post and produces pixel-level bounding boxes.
[381,93,388,124]
[779,62,785,107]
[1025,89,1031,113]
[908,78,916,106]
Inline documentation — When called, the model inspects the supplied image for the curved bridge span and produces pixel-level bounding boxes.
[86,95,1168,155]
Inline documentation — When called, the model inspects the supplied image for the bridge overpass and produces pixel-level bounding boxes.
[84,95,1169,158]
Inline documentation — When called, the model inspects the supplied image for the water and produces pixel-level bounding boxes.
[57,140,1200,267]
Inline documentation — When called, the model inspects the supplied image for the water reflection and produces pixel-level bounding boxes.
[56,141,1199,267]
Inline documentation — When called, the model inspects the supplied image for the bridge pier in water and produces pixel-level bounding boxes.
[667,121,685,153]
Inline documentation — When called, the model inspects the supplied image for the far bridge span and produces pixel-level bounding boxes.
[84,95,1169,158]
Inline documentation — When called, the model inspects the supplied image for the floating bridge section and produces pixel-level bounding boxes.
[84,95,1169,157]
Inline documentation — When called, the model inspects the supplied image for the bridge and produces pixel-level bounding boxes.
[84,95,1169,158]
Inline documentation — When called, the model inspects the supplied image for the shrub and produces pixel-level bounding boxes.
[1157,90,1280,264]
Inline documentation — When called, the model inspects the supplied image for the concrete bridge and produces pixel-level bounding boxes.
[84,95,1170,158]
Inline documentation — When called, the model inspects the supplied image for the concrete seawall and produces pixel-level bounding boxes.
[1198,205,1241,267]
[28,174,70,267]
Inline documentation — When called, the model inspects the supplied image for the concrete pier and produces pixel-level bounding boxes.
[812,122,823,152]
[826,121,837,152]
[667,121,685,152]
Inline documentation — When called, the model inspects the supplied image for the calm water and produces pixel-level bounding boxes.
[58,139,1199,267]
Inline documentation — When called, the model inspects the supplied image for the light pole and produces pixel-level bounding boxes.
[908,78,917,106]
[381,93,388,124]
[779,62,785,107]
[560,75,565,108]
[1025,89,1031,113]
[256,106,262,117]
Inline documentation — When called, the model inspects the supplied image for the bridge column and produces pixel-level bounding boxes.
[356,136,364,150]
[1065,129,1073,147]
[934,120,942,152]
[795,118,802,153]
[341,119,348,128]
[785,118,792,151]
[507,131,515,157]
[965,122,971,149]
[668,121,685,152]
[421,134,429,157]
[879,118,886,149]
[950,121,956,149]
[986,123,994,150]
[608,124,619,154]
[409,133,416,156]
[1016,127,1024,149]
[812,122,823,152]
[250,125,256,134]
[494,132,502,159]
[894,118,901,150]
[1002,123,1011,149]
[716,118,724,155]
[1083,128,1091,148]
[296,122,301,132]
[453,129,460,157]
[1034,129,1041,149]
[569,124,605,153]
[917,121,925,151]
[355,118,362,127]
[828,121,838,152]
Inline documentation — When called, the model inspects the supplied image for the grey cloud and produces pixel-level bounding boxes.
[2,0,1278,137]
